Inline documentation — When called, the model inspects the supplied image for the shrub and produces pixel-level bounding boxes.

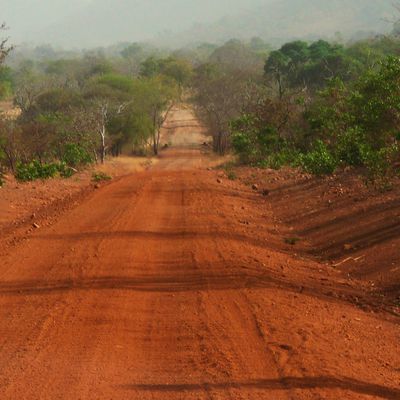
[15,160,60,182]
[61,143,92,168]
[361,144,399,185]
[336,127,366,167]
[0,81,12,100]
[299,140,337,176]
[57,162,75,178]
[350,57,400,148]
[231,131,255,164]
[226,170,237,180]
[221,162,238,180]
[285,237,301,245]
[262,149,301,170]
[15,160,76,182]
[91,171,112,182]
[231,115,285,166]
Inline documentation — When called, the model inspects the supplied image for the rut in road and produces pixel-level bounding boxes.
[0,108,399,400]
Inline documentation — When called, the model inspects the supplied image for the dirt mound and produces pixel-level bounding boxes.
[234,166,400,307]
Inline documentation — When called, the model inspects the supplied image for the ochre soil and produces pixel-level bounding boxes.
[232,166,400,309]
[0,107,399,399]
[0,156,154,248]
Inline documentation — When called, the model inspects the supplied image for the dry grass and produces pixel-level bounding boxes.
[0,101,21,119]
[95,156,158,176]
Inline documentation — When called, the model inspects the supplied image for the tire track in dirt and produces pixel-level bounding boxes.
[0,107,398,399]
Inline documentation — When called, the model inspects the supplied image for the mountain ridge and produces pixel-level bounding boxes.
[3,0,395,48]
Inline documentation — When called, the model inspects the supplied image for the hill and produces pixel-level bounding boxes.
[4,0,395,48]
[167,0,394,46]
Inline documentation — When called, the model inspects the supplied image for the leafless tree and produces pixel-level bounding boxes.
[0,119,22,172]
[14,80,48,114]
[151,103,174,155]
[193,66,263,154]
[0,23,13,65]
[85,99,130,163]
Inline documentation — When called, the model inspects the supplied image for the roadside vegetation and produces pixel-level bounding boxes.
[0,31,191,185]
[192,34,400,186]
[1,17,400,187]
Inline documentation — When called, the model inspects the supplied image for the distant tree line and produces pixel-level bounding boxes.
[2,20,400,187]
[0,37,197,184]
[191,32,400,186]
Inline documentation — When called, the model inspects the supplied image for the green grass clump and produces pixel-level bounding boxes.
[284,237,301,246]
[92,171,112,182]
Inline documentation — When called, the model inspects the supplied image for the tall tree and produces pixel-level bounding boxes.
[193,64,261,154]
[121,43,144,76]
[83,75,133,163]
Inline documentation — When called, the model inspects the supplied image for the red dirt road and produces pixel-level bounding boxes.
[0,109,399,399]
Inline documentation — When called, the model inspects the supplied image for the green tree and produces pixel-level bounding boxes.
[265,41,309,96]
[280,41,309,67]
[300,41,352,88]
[140,57,161,78]
[159,57,193,89]
[209,39,264,74]
[121,43,144,76]
[264,50,290,97]
[351,56,400,148]
[140,76,178,155]
[0,66,13,99]
[83,74,134,163]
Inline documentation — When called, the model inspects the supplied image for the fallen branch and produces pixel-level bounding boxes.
[333,255,365,267]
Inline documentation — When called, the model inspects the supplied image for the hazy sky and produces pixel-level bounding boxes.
[2,0,264,46]
[1,0,393,48]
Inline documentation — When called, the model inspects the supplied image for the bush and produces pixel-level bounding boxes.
[15,160,60,182]
[91,171,112,182]
[361,144,399,185]
[221,162,238,180]
[262,149,301,170]
[231,131,255,164]
[0,81,12,100]
[0,169,4,187]
[232,118,301,170]
[226,55,400,183]
[285,237,301,245]
[231,116,284,166]
[61,143,92,168]
[299,140,337,176]
[15,160,76,182]
[226,170,237,180]
[336,127,366,167]
[57,162,75,178]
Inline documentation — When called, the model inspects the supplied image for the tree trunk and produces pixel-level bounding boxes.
[2,148,15,172]
[277,72,286,99]
[100,127,106,164]
[156,128,161,154]
[152,110,159,156]
[213,131,229,155]
[153,134,159,155]
[152,103,174,156]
